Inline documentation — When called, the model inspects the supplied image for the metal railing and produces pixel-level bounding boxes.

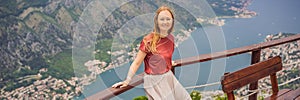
[86,34,300,100]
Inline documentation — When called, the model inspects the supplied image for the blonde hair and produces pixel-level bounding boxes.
[143,6,175,53]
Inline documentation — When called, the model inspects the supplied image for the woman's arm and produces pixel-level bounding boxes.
[112,50,147,88]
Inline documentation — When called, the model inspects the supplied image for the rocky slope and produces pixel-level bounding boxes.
[0,0,90,88]
[0,0,254,99]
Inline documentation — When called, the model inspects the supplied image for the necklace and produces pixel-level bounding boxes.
[160,33,168,38]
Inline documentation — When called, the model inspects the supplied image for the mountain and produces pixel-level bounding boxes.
[0,0,253,98]
[0,0,89,88]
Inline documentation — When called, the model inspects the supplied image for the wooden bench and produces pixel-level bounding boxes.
[221,56,283,100]
[265,87,300,100]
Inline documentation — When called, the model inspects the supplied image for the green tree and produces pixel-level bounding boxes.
[190,90,202,100]
[133,96,148,100]
[258,95,264,100]
[214,94,228,100]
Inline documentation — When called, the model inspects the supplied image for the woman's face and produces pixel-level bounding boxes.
[157,10,173,33]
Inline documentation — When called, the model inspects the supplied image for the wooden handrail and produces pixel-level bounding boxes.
[173,34,300,67]
[85,74,144,100]
[86,34,300,100]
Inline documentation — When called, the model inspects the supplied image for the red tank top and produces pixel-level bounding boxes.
[139,34,174,74]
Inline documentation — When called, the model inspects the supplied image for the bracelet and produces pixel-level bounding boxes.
[123,79,130,84]
[126,76,132,82]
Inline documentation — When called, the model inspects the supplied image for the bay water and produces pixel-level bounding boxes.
[76,0,300,99]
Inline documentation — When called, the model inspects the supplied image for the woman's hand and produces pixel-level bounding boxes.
[112,80,129,88]
[172,61,177,66]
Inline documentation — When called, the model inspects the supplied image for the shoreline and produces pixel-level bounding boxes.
[0,1,259,99]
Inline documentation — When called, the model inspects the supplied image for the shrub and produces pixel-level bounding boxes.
[190,90,201,100]
[133,96,148,100]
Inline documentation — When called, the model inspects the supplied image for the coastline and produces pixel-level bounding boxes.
[0,1,259,99]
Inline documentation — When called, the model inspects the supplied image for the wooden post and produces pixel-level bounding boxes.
[249,50,261,100]
[270,73,279,94]
[223,72,235,100]
[228,91,235,100]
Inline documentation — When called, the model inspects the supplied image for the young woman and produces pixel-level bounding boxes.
[112,6,191,100]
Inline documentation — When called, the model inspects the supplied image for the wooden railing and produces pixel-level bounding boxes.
[86,34,300,100]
